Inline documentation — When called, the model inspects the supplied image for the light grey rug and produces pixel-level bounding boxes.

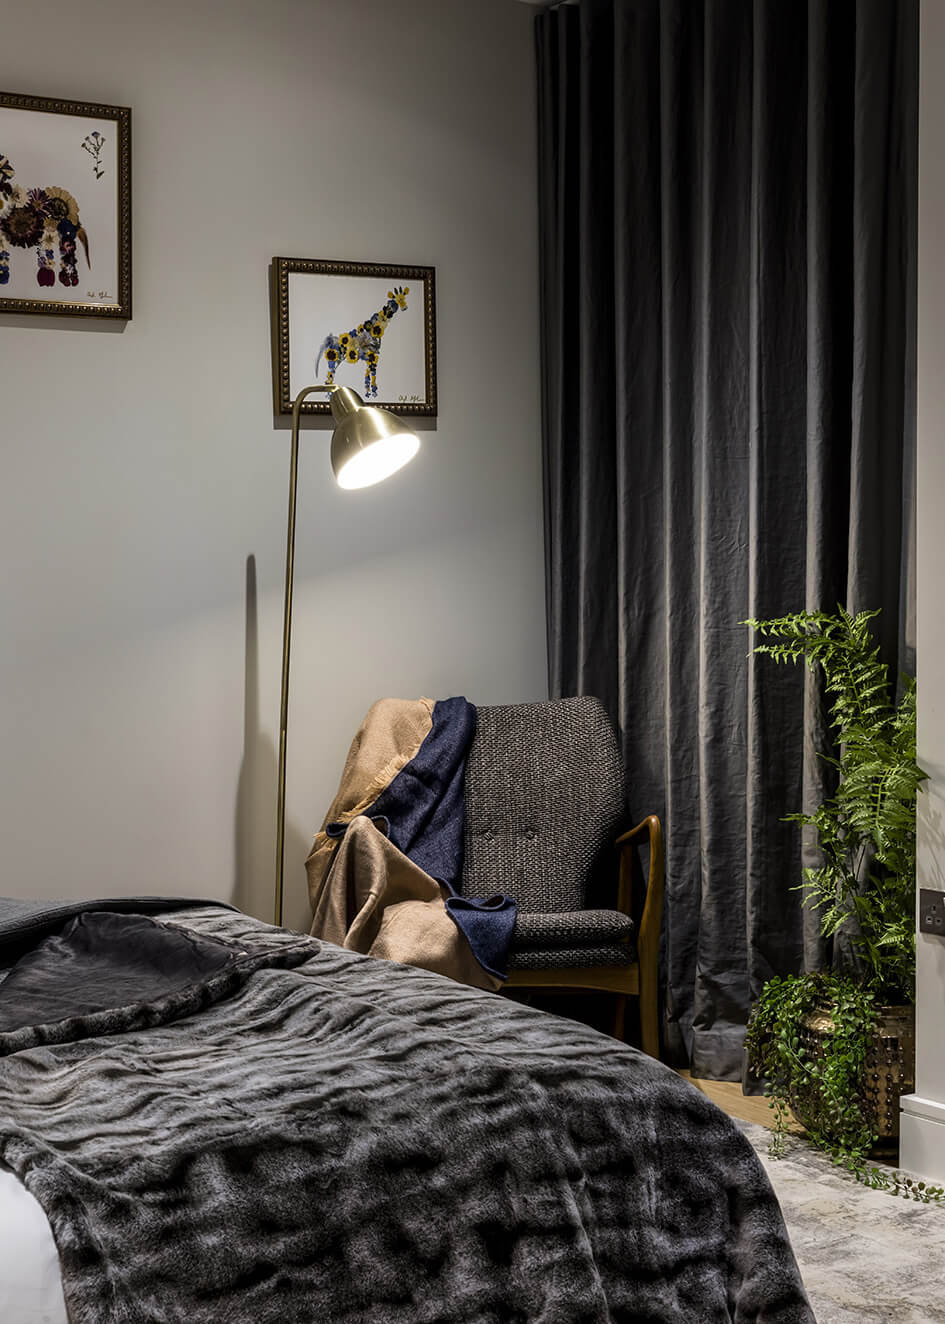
[737,1121,945,1323]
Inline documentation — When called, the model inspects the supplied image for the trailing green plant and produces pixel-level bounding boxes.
[746,972,944,1202]
[743,606,934,1199]
[746,972,875,1158]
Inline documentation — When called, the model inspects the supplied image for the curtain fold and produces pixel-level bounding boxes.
[537,0,917,1076]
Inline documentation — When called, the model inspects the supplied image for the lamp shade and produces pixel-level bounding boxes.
[327,386,420,489]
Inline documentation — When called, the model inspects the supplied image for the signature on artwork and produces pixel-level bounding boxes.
[398,393,422,403]
[86,291,112,300]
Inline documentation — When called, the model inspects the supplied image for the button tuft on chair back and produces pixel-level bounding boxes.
[461,697,626,912]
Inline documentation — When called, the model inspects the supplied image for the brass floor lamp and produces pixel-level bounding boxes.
[274,383,420,926]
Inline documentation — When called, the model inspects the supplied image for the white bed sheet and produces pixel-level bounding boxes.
[0,1163,68,1324]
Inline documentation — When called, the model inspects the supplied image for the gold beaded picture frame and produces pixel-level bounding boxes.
[0,91,131,319]
[271,257,437,416]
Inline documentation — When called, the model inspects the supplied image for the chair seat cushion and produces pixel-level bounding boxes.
[513,909,635,948]
[508,940,637,970]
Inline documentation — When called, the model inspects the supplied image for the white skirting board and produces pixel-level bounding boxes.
[900,1094,945,1186]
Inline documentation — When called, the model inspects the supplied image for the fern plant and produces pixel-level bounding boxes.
[744,606,924,1002]
[743,607,931,1195]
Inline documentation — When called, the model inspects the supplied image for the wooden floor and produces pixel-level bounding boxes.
[676,1070,804,1132]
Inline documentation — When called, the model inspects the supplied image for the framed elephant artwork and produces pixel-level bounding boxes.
[271,257,437,416]
[0,91,131,319]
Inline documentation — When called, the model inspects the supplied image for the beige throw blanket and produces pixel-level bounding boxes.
[306,698,500,991]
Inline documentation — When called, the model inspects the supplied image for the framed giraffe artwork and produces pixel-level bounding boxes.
[271,257,437,416]
[0,91,131,319]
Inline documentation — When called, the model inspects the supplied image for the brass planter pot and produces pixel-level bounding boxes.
[792,1003,915,1153]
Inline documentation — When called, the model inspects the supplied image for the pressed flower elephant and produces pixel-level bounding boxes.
[0,153,90,290]
[315,285,410,398]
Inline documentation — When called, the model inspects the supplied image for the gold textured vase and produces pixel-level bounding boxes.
[793,1003,915,1153]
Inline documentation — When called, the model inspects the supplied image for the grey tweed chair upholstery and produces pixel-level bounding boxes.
[461,696,664,1057]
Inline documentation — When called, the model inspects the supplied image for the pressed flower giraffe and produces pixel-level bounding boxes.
[315,286,410,397]
[0,153,89,288]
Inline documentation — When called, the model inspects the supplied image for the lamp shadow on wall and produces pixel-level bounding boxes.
[234,554,309,925]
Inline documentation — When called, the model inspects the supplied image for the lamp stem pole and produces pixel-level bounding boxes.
[274,384,331,927]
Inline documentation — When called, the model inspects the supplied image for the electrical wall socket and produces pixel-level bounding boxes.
[919,888,945,936]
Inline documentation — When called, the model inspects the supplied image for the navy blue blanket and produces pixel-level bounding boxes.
[329,697,517,979]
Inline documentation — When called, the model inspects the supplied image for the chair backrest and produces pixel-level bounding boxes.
[461,696,626,912]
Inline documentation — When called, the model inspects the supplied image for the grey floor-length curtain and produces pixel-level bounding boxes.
[537,0,917,1076]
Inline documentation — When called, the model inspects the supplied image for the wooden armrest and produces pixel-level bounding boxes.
[614,815,664,951]
[614,816,661,851]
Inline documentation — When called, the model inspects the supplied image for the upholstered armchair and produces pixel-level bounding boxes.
[462,696,664,1058]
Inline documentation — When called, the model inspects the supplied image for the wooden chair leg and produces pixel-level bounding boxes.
[613,994,627,1042]
[638,976,660,1059]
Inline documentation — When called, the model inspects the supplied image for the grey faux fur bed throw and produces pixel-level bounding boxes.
[0,904,814,1324]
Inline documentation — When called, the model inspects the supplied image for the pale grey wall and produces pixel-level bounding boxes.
[900,0,945,1182]
[0,0,547,931]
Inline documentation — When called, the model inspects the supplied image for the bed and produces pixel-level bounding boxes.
[0,897,814,1323]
